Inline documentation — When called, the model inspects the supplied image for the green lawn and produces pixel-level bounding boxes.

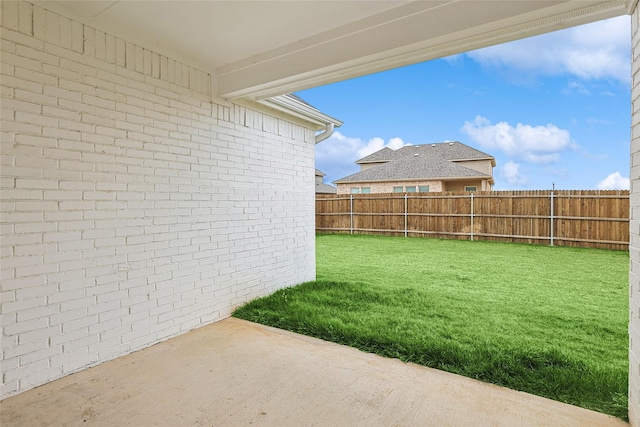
[233,234,629,419]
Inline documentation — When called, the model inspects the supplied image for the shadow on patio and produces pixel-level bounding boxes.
[0,318,628,426]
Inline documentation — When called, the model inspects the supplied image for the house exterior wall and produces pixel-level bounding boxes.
[359,162,385,171]
[336,178,491,194]
[443,179,490,192]
[0,2,317,399]
[336,180,444,195]
[631,4,640,425]
[454,159,494,176]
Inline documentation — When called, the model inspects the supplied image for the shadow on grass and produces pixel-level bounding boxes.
[233,280,628,420]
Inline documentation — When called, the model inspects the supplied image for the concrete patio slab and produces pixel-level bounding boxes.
[0,317,629,427]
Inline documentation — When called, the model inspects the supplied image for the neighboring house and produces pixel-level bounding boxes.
[315,169,337,194]
[334,142,495,194]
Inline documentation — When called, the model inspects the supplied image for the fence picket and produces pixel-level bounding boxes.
[316,190,629,250]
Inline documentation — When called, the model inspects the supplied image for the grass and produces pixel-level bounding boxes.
[233,234,629,419]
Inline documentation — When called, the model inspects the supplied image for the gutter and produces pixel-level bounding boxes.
[258,94,342,144]
[314,123,335,144]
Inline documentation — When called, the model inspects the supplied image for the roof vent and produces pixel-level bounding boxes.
[414,153,419,157]
[431,144,435,147]
[449,142,454,146]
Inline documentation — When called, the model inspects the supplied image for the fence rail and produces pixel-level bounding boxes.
[316,190,630,250]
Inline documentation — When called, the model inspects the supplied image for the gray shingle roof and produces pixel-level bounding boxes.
[334,154,489,183]
[356,141,494,163]
[356,147,395,163]
[316,182,337,193]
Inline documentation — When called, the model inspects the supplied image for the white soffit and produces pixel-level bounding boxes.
[33,1,630,100]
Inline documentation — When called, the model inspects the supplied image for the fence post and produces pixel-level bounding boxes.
[550,191,554,246]
[404,194,408,237]
[350,194,354,235]
[470,193,474,241]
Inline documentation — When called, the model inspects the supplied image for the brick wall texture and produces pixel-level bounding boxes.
[337,180,444,195]
[631,4,640,426]
[1,1,317,398]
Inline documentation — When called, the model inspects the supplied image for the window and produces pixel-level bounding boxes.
[418,186,430,193]
[361,187,371,194]
[465,186,477,192]
[405,186,416,192]
[393,186,403,193]
[350,187,360,194]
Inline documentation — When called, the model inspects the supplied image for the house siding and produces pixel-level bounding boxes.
[0,1,316,398]
[359,162,385,171]
[631,4,640,425]
[444,180,491,192]
[454,159,493,176]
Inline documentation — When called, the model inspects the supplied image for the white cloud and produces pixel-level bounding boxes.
[466,16,630,83]
[595,172,630,190]
[357,135,408,158]
[443,53,464,64]
[562,81,591,95]
[460,116,573,164]
[501,161,527,186]
[315,131,411,183]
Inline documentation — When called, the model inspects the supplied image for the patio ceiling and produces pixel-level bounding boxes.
[33,1,630,100]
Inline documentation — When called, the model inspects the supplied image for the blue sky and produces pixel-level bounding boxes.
[298,16,631,191]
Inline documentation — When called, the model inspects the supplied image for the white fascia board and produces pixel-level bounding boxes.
[257,95,343,130]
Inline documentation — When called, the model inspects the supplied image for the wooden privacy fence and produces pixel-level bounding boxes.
[316,190,630,250]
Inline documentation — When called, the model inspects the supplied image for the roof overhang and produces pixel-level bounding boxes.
[31,1,630,101]
[257,94,342,130]
[452,157,497,167]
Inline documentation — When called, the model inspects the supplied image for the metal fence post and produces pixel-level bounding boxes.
[550,191,554,246]
[404,194,408,237]
[470,193,474,241]
[350,194,354,235]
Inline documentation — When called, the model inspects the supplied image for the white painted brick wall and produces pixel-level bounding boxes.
[1,1,317,398]
[631,5,640,426]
